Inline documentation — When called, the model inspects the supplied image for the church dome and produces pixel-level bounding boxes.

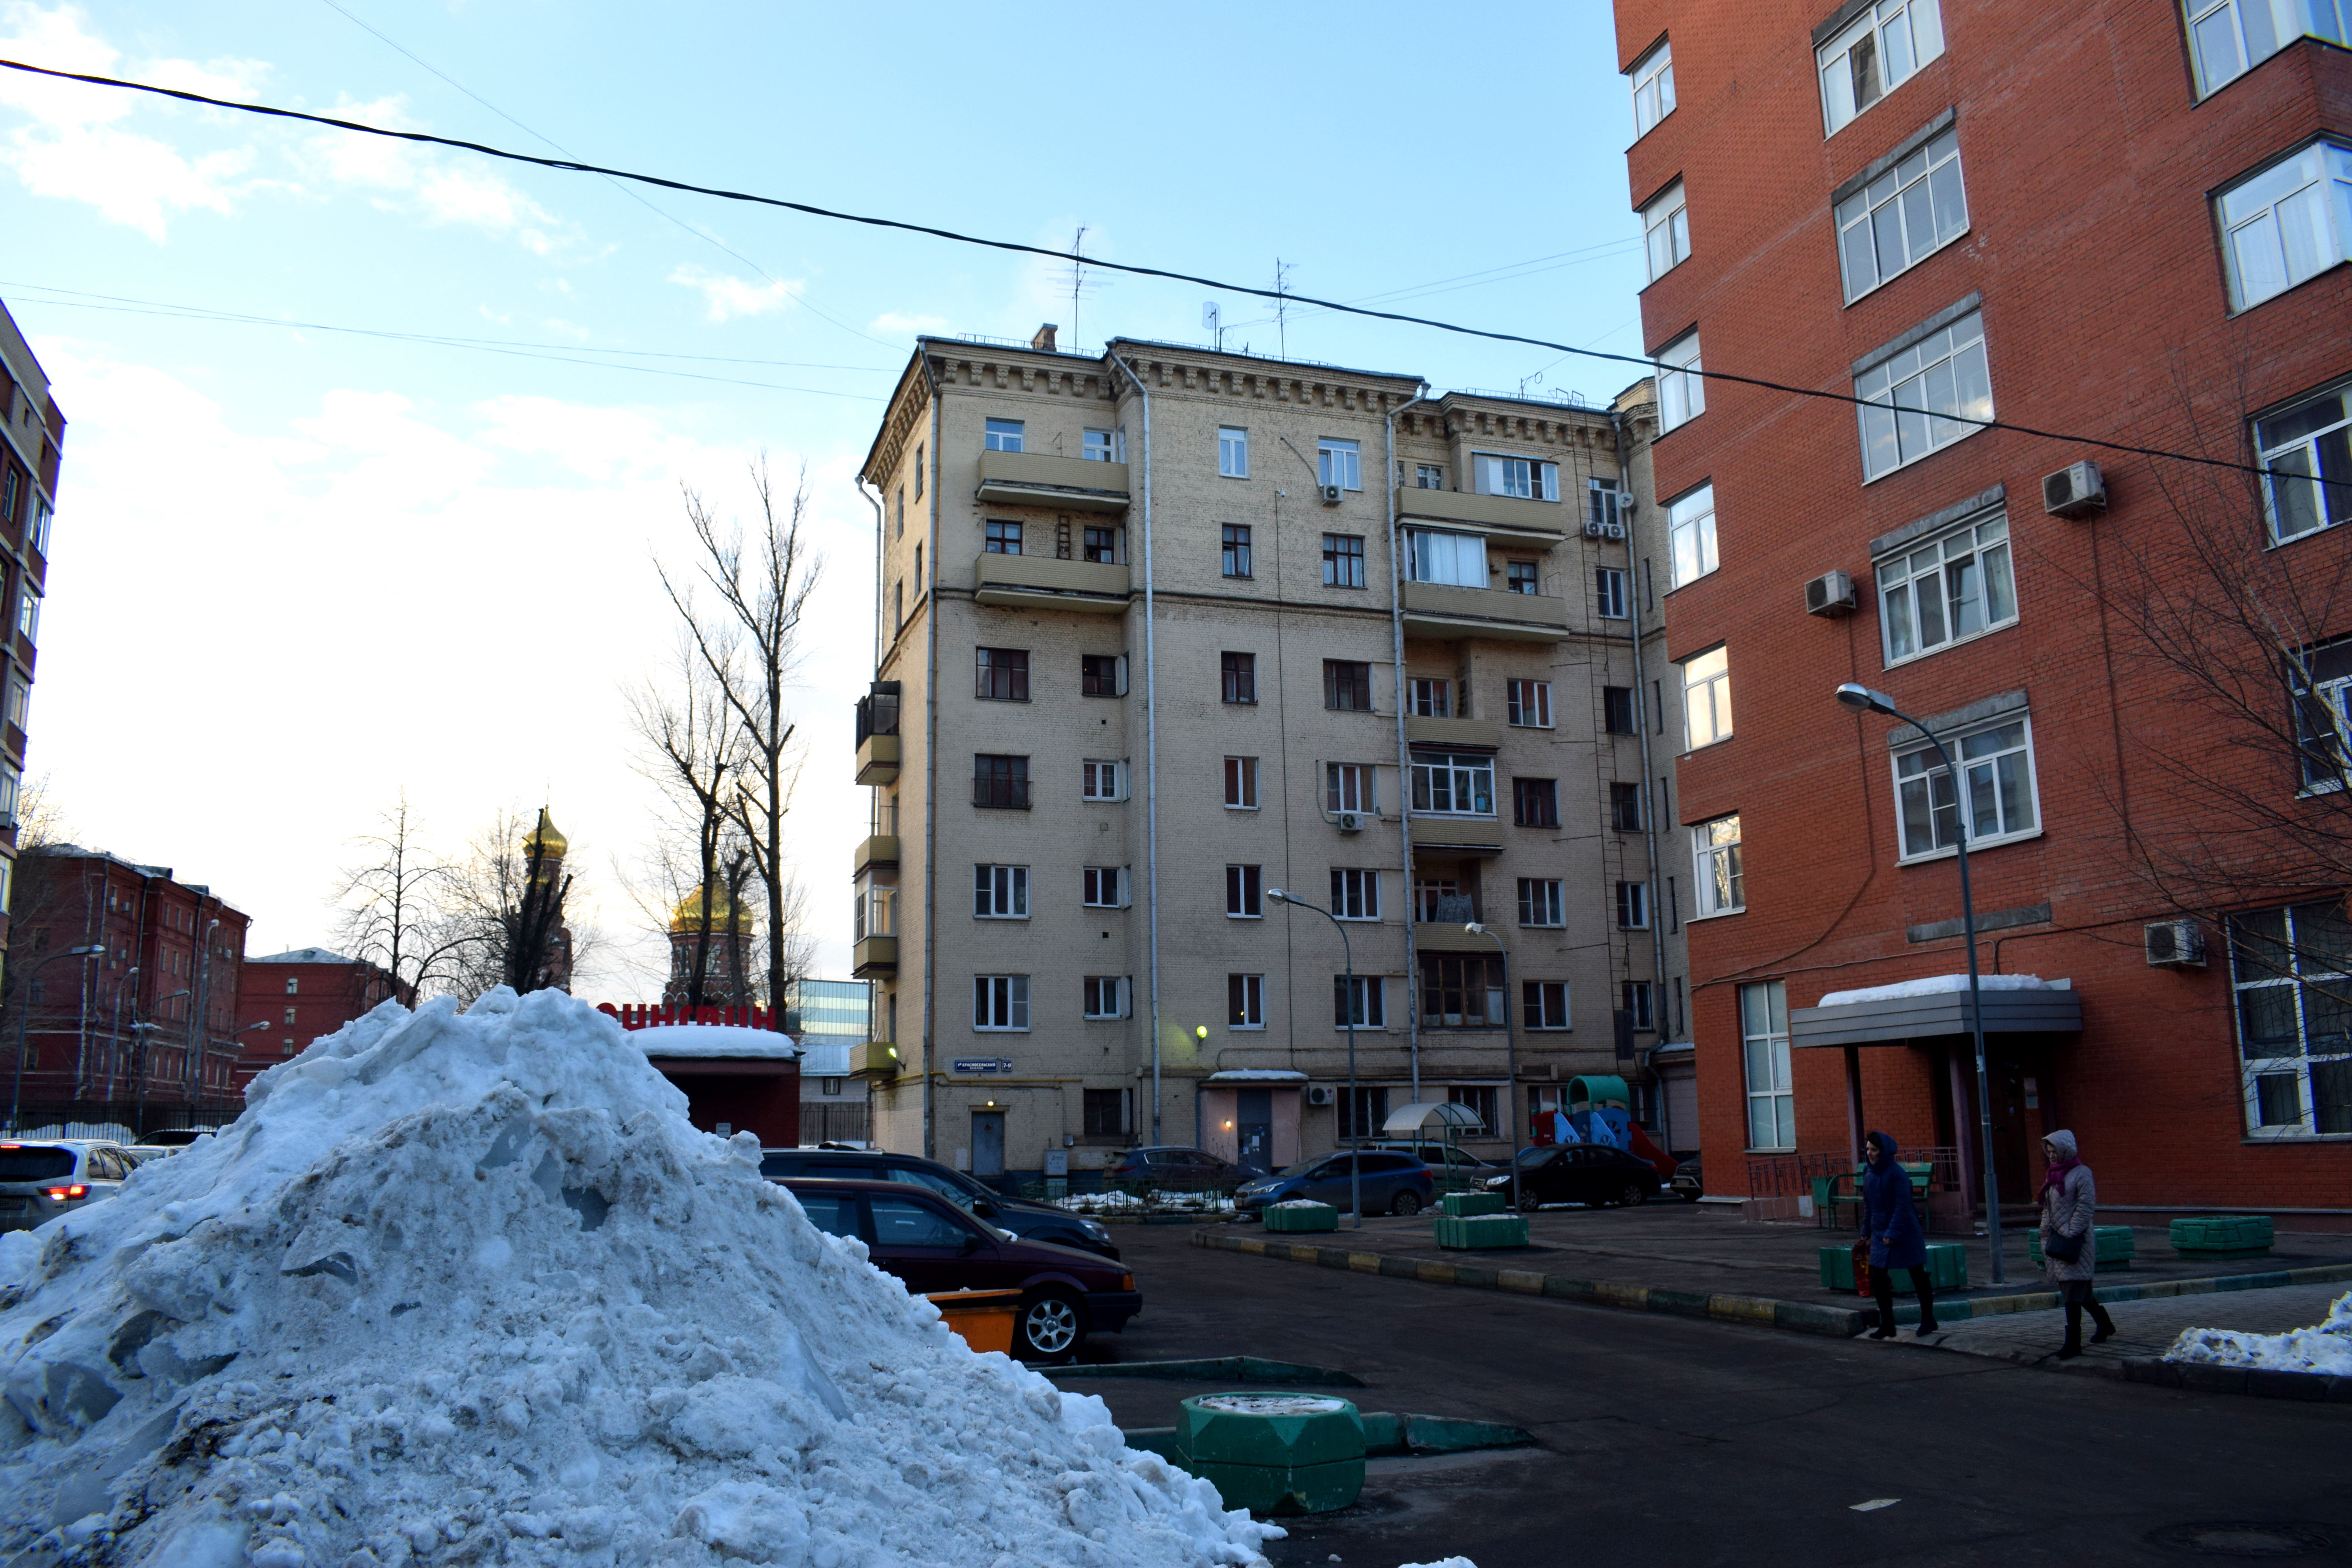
[670,884,751,934]
[523,807,568,862]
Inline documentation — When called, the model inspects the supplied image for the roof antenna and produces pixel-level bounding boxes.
[1272,258,1294,359]
[1202,300,1223,354]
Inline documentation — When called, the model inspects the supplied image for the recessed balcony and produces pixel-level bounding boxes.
[1401,581,1569,642]
[977,451,1130,512]
[851,935,898,977]
[974,552,1132,613]
[1395,487,1566,543]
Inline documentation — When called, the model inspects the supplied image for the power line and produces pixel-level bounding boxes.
[0,55,2288,482]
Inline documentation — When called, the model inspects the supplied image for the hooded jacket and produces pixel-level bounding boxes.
[2038,1129,2098,1283]
[1862,1131,1928,1270]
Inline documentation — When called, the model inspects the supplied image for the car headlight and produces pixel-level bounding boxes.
[1080,1219,1112,1242]
[1484,1174,1510,1187]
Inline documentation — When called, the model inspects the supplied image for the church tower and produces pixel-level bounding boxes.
[663,881,754,1009]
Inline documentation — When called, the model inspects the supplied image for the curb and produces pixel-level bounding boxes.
[2119,1358,2352,1403]
[1871,1260,2352,1327]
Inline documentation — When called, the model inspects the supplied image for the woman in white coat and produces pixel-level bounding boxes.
[2038,1129,2116,1358]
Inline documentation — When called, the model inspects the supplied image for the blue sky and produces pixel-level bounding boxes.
[0,0,1648,991]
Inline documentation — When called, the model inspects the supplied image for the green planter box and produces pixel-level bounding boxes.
[2029,1225,2137,1271]
[1434,1213,1529,1250]
[1178,1393,1365,1515]
[1185,1457,1365,1515]
[1264,1203,1339,1234]
[1441,1191,1504,1217]
[1819,1242,1967,1292]
[2171,1215,2274,1256]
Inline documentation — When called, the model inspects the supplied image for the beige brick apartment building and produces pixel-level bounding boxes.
[852,327,1694,1185]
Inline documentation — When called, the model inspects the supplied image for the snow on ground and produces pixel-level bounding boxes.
[2163,1289,2352,1376]
[0,988,1279,1567]
[1053,1192,1236,1215]
[626,1023,803,1060]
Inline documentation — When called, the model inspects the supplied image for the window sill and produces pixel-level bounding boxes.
[1518,923,1567,931]
[1228,1024,1267,1033]
[1225,804,1259,812]
[973,915,1031,922]
[1228,913,1265,921]
[1882,614,2018,671]
[1524,1025,1573,1033]
[1895,827,2043,867]
[2240,1130,2352,1143]
[1411,812,1501,822]
[2227,255,2351,318]
[973,1029,1031,1035]
[1860,419,1988,486]
[1842,226,1974,310]
[1681,737,1735,757]
[1689,906,1745,922]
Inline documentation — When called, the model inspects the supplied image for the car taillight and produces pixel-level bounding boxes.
[43,1185,86,1201]
[1120,1274,1134,1291]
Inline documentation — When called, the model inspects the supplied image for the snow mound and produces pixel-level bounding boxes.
[1815,973,2064,1007]
[0,987,1278,1567]
[2162,1289,2352,1376]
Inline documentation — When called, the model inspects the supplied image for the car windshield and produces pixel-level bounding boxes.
[0,1147,76,1181]
[888,1167,978,1210]
[1511,1147,1557,1169]
[1273,1156,1335,1178]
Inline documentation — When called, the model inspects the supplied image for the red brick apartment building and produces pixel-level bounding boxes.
[0,300,64,958]
[234,947,409,1089]
[1613,0,2352,1225]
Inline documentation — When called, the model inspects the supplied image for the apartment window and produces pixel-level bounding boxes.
[1083,1088,1131,1135]
[0,762,17,828]
[1406,529,1488,587]
[1617,881,1651,929]
[1421,954,1507,1029]
[975,647,1029,701]
[913,543,923,586]
[1603,686,1638,736]
[1082,654,1125,696]
[1819,0,1946,135]
[913,445,924,499]
[1083,525,1120,563]
[1837,128,1969,302]
[4,672,27,732]
[1219,426,1249,477]
[1333,975,1386,1029]
[1667,483,1719,589]
[285,976,299,996]
[1323,533,1366,588]
[1693,815,1744,917]
[29,499,49,556]
[1331,868,1381,920]
[1228,973,1265,1028]
[973,864,1030,918]
[1472,454,1561,501]
[2187,0,2352,98]
[1683,648,1732,749]
[1517,878,1565,927]
[0,468,15,521]
[1083,427,1123,462]
[1082,759,1126,802]
[1657,330,1704,431]
[1505,561,1540,595]
[1878,512,2016,664]
[1642,180,1690,281]
[1630,38,1675,137]
[1523,981,1571,1031]
[855,868,897,943]
[1226,864,1263,918]
[1895,715,2039,858]
[1740,980,1795,1150]
[1222,651,1258,704]
[1596,567,1629,620]
[2259,378,2352,543]
[1326,762,1375,814]
[1610,782,1644,831]
[1856,308,1992,479]
[1506,680,1552,728]
[1623,981,1656,1032]
[974,754,1031,809]
[1410,678,1452,718]
[974,974,1030,1030]
[1336,1086,1391,1140]
[893,581,904,631]
[1412,752,1495,816]
[1324,660,1373,711]
[15,587,36,644]
[1224,755,1259,809]
[984,520,1022,554]
[1318,439,1362,491]
[1222,524,1254,579]
[1415,463,1445,489]
[2292,640,2352,791]
[1082,975,1131,1020]
[984,418,1025,452]
[1514,777,1559,829]
[1083,866,1131,907]
[893,486,904,538]
[2228,899,2352,1135]
[2218,142,2352,314]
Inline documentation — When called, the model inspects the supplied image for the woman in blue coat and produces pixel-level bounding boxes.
[1862,1131,1939,1338]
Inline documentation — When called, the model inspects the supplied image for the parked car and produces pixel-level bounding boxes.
[1484,1143,1664,1210]
[1671,1157,1702,1203]
[1367,1140,1499,1188]
[1233,1150,1437,1217]
[0,1140,134,1232]
[1103,1146,1249,1192]
[781,1178,1140,1359]
[119,1146,182,1167]
[139,1129,213,1148]
[759,1147,1118,1259]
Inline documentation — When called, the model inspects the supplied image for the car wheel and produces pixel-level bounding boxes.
[1517,1186,1541,1213]
[1617,1182,1647,1208]
[1389,1190,1423,1218]
[1016,1290,1084,1361]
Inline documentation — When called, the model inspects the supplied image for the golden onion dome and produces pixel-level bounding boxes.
[670,883,751,934]
[523,807,568,862]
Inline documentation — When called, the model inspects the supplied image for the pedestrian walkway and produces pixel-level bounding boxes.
[1894,1279,2350,1372]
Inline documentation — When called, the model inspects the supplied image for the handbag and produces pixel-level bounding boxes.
[2044,1227,2087,1263]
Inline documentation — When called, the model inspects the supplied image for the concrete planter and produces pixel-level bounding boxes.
[1434,1213,1529,1250]
[1178,1393,1365,1515]
[1441,1191,1504,1217]
[1265,1203,1339,1234]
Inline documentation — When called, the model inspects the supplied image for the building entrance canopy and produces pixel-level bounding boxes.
[1790,973,2081,1049]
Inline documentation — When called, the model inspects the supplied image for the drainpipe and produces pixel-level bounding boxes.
[918,351,944,1161]
[1385,384,1431,1107]
[1613,408,1671,1150]
[858,480,883,677]
[1107,350,1159,1144]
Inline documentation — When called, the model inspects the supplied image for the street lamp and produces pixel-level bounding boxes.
[1266,887,1363,1229]
[8,944,105,1134]
[1835,682,2006,1283]
[1463,922,1521,1214]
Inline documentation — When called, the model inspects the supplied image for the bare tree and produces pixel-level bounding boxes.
[438,808,581,1002]
[12,771,66,852]
[625,637,752,1009]
[330,793,473,1004]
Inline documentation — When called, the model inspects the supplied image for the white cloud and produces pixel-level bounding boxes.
[869,311,948,337]
[668,265,804,323]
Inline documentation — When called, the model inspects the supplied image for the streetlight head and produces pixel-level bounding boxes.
[1265,887,1290,904]
[1465,922,1488,935]
[1835,682,1895,715]
[69,944,103,957]
[1193,1025,1208,1041]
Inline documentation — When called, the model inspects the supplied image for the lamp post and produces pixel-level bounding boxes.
[8,945,105,1134]
[1267,887,1362,1229]
[1463,922,1521,1214]
[1834,682,2006,1283]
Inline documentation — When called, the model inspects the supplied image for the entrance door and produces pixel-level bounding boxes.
[1988,1057,2034,1206]
[970,1111,1005,1180]
[1236,1088,1273,1174]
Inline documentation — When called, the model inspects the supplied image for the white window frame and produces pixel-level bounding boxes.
[29,498,50,556]
[16,586,37,644]
[1326,762,1376,815]
[2217,141,2352,314]
[1331,867,1381,921]
[1517,878,1565,928]
[1624,980,1656,1031]
[1818,0,1946,136]
[1630,39,1675,138]
[1415,463,1445,489]
[1666,483,1718,590]
[1596,566,1629,620]
[1226,863,1263,918]
[973,864,1029,919]
[1523,980,1572,1031]
[1082,427,1125,463]
[1683,646,1732,750]
[4,671,27,731]
[1318,439,1361,492]
[984,418,1025,453]
[1657,330,1704,432]
[1410,752,1496,817]
[1219,426,1249,478]
[1855,309,1992,481]
[1082,759,1127,802]
[1877,511,2017,666]
[1837,128,1969,302]
[1228,973,1266,1029]
[974,974,1030,1031]
[1471,453,1560,501]
[1692,814,1744,918]
[1406,528,1488,588]
[0,761,18,829]
[1334,975,1386,1029]
[2258,377,2352,544]
[1740,980,1795,1151]
[1616,881,1651,930]
[1410,677,1453,717]
[1892,713,2042,861]
[2185,0,2351,99]
[1082,975,1132,1021]
[1506,680,1552,729]
[1224,755,1259,809]
[1082,866,1131,908]
[2227,899,2352,1138]
[1642,180,1690,282]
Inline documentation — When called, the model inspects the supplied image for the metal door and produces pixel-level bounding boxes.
[971,1111,1006,1179]
[1237,1088,1273,1174]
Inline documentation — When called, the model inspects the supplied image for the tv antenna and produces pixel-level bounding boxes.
[1051,225,1109,349]
[1272,258,1294,358]
[1202,300,1223,353]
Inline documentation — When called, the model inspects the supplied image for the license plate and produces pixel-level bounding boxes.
[0,1199,24,1212]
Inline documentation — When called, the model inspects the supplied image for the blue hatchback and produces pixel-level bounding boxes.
[1233,1149,1436,1218]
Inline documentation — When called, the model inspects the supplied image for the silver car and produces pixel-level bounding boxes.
[0,1140,134,1232]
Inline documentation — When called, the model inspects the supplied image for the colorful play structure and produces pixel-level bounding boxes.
[1529,1074,1679,1180]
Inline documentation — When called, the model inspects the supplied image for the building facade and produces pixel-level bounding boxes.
[1615,0,2352,1220]
[853,327,1689,1184]
[661,884,756,1009]
[234,947,408,1089]
[0,301,63,965]
[784,976,873,1145]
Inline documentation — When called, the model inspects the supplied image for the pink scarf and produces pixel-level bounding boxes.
[2038,1129,2081,1202]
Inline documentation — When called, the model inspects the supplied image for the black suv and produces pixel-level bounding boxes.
[759,1147,1118,1258]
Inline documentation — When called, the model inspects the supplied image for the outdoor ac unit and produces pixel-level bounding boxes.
[1334,811,1365,833]
[1582,520,1602,539]
[1305,1085,1335,1106]
[1805,569,1857,617]
[2043,461,2108,519]
[2145,918,2207,968]
[1318,484,1343,506]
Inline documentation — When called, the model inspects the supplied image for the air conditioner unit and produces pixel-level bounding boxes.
[1305,1085,1335,1106]
[1601,521,1628,541]
[2145,918,2207,968]
[2043,461,2107,519]
[1318,484,1343,506]
[1334,811,1365,833]
[1805,569,1857,617]
[1581,520,1604,539]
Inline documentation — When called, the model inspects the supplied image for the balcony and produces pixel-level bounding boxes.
[853,1040,902,1079]
[1395,487,1566,543]
[1401,581,1569,642]
[1411,816,1506,855]
[977,451,1130,512]
[975,552,1132,613]
[851,935,899,977]
[1405,715,1501,749]
[856,733,900,786]
[853,834,900,875]
[855,682,901,784]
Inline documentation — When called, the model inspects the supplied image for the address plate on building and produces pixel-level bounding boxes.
[951,1057,1014,1074]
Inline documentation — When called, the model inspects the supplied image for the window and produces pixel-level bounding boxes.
[914,445,924,499]
[1503,681,1551,730]
[1878,512,2016,663]
[1421,954,1507,1028]
[1855,308,1992,479]
[1448,1085,1499,1134]
[1222,524,1253,579]
[1227,973,1265,1027]
[855,868,897,940]
[1083,866,1130,907]
[1596,567,1629,620]
[974,754,1031,809]
[1224,755,1259,809]
[1331,868,1381,920]
[1623,980,1655,1031]
[973,864,1029,919]
[1412,752,1495,816]
[1504,561,1540,595]
[1517,878,1565,927]
[1221,651,1257,703]
[1226,864,1263,917]
[1334,975,1385,1028]
[284,975,299,996]
[913,543,923,585]
[1083,427,1124,462]
[893,486,904,538]
[974,975,1029,1030]
[1323,533,1366,588]
[1630,38,1675,137]
[1603,686,1638,735]
[1415,463,1445,489]
[1410,678,1452,717]
[1740,980,1795,1150]
[1514,777,1559,829]
[1837,128,1969,302]
[893,580,904,630]
[1082,975,1131,1020]
[1406,529,1488,587]
[1414,877,1463,923]
[1604,781,1642,833]
[1657,330,1704,431]
[2186,0,2352,98]
[0,468,15,521]
[0,762,17,828]
[1324,660,1373,711]
[1472,454,1561,501]
[1523,981,1571,1030]
[1326,762,1374,814]
[29,499,48,556]
[1083,526,1120,563]
[2227,900,2352,1136]
[1318,439,1361,491]
[1616,881,1651,929]
[2292,640,2352,791]
[1895,716,2039,857]
[2218,142,2352,314]
[1083,1088,1131,1136]
[1818,0,1946,135]
[1082,759,1125,802]
[1666,483,1718,589]
[1082,654,1125,696]
[2259,378,2352,543]
[4,672,27,731]
[1642,180,1690,281]
[1219,426,1249,477]
[1337,1086,1391,1140]
[984,418,1025,452]
[1683,648,1732,749]
[975,647,1029,701]
[984,520,1022,554]
[1693,815,1744,916]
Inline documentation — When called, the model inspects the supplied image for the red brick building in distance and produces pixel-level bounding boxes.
[1613,0,2351,1227]
[0,300,65,959]
[233,947,410,1089]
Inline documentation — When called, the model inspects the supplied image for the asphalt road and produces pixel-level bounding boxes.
[1052,1224,2352,1568]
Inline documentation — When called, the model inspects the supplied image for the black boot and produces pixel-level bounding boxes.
[1871,1278,1898,1339]
[1911,1268,1939,1335]
[2058,1303,2083,1359]
[2087,1302,2117,1344]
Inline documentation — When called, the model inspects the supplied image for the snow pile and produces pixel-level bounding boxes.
[1817,973,2066,1007]
[626,1023,802,1061]
[1269,1201,1333,1211]
[1053,1192,1235,1216]
[2162,1290,2352,1376]
[0,987,1278,1566]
